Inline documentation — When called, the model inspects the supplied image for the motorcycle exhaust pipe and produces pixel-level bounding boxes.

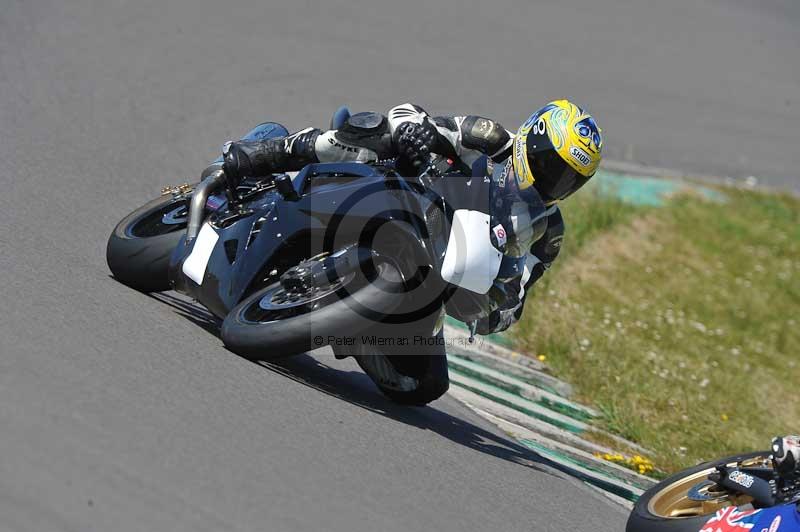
[186,167,226,243]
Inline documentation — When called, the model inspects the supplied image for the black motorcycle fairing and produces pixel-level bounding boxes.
[169,155,515,326]
[424,156,511,322]
[170,163,451,318]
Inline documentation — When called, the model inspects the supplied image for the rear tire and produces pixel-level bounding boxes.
[106,194,190,293]
[338,312,449,406]
[359,349,449,406]
[626,451,771,532]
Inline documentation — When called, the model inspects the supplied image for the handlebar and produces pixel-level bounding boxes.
[419,161,442,178]
[416,156,452,187]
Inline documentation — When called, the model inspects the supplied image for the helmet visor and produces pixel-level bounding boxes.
[530,150,591,203]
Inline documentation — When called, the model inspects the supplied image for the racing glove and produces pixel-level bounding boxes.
[394,119,438,174]
[772,435,800,477]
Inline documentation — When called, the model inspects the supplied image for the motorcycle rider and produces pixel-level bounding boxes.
[219,100,603,335]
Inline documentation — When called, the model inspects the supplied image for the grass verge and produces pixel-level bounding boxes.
[512,184,800,473]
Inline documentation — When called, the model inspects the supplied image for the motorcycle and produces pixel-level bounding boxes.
[627,451,800,531]
[107,109,538,405]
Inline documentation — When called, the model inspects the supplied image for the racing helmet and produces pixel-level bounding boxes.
[512,100,602,203]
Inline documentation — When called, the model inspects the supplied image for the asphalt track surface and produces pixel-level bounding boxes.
[1,0,797,530]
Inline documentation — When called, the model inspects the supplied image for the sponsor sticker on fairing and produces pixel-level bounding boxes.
[492,224,507,247]
[728,470,755,489]
[765,515,781,532]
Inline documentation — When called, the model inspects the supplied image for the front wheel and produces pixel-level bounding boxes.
[626,451,772,532]
[106,192,191,292]
[221,253,405,358]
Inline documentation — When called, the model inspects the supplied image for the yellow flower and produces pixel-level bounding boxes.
[595,450,656,476]
[537,354,547,362]
[721,413,729,421]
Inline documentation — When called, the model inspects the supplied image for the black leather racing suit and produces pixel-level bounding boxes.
[223,103,565,334]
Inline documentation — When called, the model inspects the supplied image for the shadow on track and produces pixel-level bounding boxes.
[151,292,221,336]
[259,353,561,474]
[150,291,615,489]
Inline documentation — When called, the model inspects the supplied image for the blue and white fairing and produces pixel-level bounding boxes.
[698,504,800,532]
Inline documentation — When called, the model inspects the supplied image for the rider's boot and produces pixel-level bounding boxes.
[223,128,321,182]
[772,435,800,478]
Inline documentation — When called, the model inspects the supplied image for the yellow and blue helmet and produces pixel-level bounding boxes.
[512,100,602,203]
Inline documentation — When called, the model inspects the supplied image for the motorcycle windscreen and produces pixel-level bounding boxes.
[440,209,503,294]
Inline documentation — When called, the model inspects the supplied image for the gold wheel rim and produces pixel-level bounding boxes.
[648,456,771,519]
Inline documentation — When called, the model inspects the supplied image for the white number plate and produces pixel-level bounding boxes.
[182,223,219,285]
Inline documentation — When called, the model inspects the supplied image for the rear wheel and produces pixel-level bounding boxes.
[626,452,772,532]
[351,342,449,406]
[336,310,449,406]
[106,192,191,292]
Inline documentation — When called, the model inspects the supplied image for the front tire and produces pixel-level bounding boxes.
[626,451,771,532]
[221,259,405,358]
[106,193,190,292]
